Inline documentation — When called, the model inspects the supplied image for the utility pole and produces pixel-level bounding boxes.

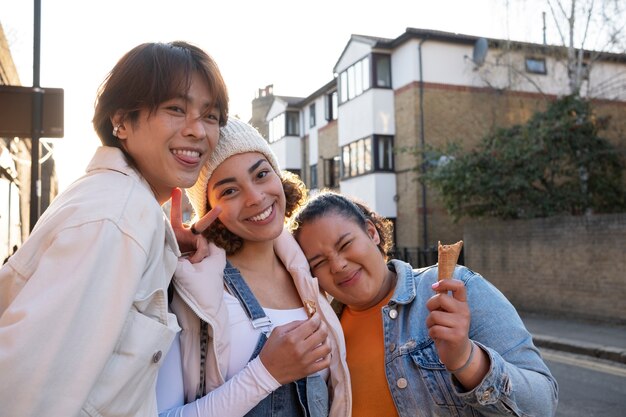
[29,0,42,231]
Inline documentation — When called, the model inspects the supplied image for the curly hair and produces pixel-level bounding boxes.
[289,190,394,260]
[204,170,307,255]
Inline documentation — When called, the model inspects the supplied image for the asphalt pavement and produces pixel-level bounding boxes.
[519,311,626,364]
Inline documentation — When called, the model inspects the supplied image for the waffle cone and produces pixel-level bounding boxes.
[437,240,463,281]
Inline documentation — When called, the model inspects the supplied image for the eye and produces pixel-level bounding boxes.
[310,259,326,270]
[203,109,220,123]
[339,240,352,251]
[160,103,184,116]
[256,169,270,179]
[218,187,237,198]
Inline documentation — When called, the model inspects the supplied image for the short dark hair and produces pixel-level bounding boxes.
[92,41,229,149]
[290,190,394,260]
[207,170,307,255]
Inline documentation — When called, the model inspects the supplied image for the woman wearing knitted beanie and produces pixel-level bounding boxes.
[157,118,351,417]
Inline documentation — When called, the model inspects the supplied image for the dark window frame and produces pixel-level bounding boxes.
[340,135,394,179]
[338,53,391,104]
[309,164,318,189]
[525,57,547,75]
[325,91,338,121]
[374,135,394,171]
[286,111,299,136]
[372,53,392,88]
[309,103,316,128]
[323,155,341,187]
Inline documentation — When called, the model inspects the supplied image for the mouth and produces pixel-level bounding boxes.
[247,204,274,222]
[171,148,202,165]
[337,269,360,287]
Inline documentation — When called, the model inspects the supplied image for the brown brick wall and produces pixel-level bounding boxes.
[463,214,626,324]
[393,82,625,250]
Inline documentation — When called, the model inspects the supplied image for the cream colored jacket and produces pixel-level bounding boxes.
[0,147,180,417]
[171,230,352,417]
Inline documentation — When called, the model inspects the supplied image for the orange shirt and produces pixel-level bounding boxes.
[340,289,398,417]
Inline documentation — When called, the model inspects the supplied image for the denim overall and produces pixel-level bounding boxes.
[223,261,329,417]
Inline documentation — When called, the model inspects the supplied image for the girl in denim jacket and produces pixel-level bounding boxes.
[290,191,558,417]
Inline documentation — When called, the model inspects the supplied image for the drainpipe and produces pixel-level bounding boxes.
[418,37,429,251]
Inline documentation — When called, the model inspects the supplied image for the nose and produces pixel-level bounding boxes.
[182,115,207,141]
[329,255,347,274]
[244,187,264,207]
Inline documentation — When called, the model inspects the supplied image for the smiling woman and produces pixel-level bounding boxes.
[0,41,229,416]
[157,118,352,417]
[289,191,559,417]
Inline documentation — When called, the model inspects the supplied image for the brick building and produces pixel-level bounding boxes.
[250,28,626,265]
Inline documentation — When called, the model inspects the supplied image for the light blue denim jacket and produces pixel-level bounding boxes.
[340,259,558,417]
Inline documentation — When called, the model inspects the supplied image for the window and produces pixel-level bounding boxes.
[375,135,394,170]
[340,72,348,105]
[325,91,338,121]
[342,137,372,178]
[309,164,318,189]
[354,60,363,97]
[373,54,391,88]
[309,103,316,128]
[323,156,341,187]
[269,111,300,143]
[342,146,350,179]
[332,155,341,187]
[286,111,299,136]
[338,56,370,104]
[341,135,394,179]
[525,57,547,75]
[268,114,284,143]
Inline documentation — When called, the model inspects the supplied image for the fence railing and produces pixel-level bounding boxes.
[392,246,465,268]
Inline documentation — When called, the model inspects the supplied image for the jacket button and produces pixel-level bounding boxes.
[396,378,408,389]
[389,343,396,352]
[388,309,398,319]
[152,350,162,363]
[481,387,494,401]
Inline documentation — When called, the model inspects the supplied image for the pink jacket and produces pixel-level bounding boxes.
[170,229,352,416]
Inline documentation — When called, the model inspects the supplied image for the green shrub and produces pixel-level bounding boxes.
[419,96,626,221]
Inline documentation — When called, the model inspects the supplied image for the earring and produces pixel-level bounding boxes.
[112,124,121,137]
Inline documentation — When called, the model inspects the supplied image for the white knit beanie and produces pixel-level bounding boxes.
[186,118,281,219]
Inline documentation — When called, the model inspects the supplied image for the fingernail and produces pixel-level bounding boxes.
[431,281,440,289]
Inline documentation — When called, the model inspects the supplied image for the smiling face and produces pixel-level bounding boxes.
[117,72,220,204]
[207,152,286,244]
[296,212,392,311]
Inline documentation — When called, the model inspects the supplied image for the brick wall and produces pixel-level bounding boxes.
[393,82,626,252]
[463,213,626,324]
[394,82,549,249]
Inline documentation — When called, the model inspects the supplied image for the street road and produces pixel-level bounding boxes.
[541,348,626,417]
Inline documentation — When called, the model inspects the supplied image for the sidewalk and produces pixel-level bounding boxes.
[519,312,626,365]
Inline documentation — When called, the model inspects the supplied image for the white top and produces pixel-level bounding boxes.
[157,289,327,416]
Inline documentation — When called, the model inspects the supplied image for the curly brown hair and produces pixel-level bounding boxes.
[289,190,394,260]
[204,170,307,255]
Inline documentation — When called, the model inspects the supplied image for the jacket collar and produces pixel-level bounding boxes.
[86,146,179,255]
[387,259,417,305]
[273,229,319,302]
